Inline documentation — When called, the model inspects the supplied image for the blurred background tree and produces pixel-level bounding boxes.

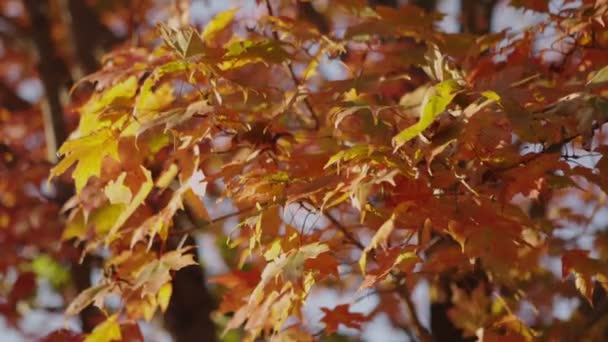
[2,1,608,341]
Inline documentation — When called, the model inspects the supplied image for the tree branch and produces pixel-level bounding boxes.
[0,81,30,111]
[64,0,120,76]
[23,0,69,162]
[394,277,433,342]
[264,0,320,130]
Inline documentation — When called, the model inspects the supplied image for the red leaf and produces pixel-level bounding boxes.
[42,329,84,342]
[320,304,367,335]
[120,321,144,342]
[9,272,36,302]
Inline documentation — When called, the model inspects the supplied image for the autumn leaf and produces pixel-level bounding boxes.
[50,129,119,193]
[158,23,206,58]
[104,172,132,204]
[202,8,238,44]
[42,329,84,342]
[320,304,366,335]
[587,65,608,86]
[106,166,153,242]
[561,249,608,304]
[66,283,114,316]
[134,247,196,297]
[157,282,172,313]
[85,315,121,342]
[393,80,459,149]
[359,214,396,274]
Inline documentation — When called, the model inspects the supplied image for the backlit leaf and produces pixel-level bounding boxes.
[393,80,459,149]
[202,8,238,43]
[51,129,120,193]
[84,315,121,342]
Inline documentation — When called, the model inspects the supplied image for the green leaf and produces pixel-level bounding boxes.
[481,90,501,102]
[324,145,370,169]
[31,254,70,288]
[587,65,608,86]
[202,8,238,43]
[392,80,459,149]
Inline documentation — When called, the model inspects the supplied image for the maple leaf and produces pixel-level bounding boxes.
[360,247,419,290]
[106,166,153,243]
[359,214,396,274]
[85,314,121,342]
[393,79,460,149]
[320,304,366,335]
[202,8,238,44]
[561,249,608,304]
[50,129,120,193]
[133,247,196,297]
[66,283,114,316]
[158,24,206,59]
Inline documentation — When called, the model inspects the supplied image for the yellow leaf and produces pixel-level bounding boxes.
[135,83,174,117]
[104,172,132,204]
[62,210,86,240]
[359,214,396,274]
[85,315,121,342]
[393,80,459,149]
[158,282,173,312]
[202,8,238,43]
[90,204,124,235]
[51,129,119,193]
[106,167,153,242]
[155,163,178,190]
[79,77,138,135]
[264,240,282,261]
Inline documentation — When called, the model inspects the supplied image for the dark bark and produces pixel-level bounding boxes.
[164,212,217,342]
[412,0,437,12]
[461,0,497,35]
[22,0,69,162]
[297,1,329,34]
[66,0,120,75]
[428,3,498,340]
[369,0,399,8]
[71,255,104,333]
[22,0,106,334]
[0,82,30,111]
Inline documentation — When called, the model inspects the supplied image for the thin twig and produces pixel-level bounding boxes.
[177,205,257,235]
[392,273,434,342]
[311,198,434,341]
[264,0,320,130]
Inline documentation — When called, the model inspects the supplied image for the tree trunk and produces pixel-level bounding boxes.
[164,213,217,342]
